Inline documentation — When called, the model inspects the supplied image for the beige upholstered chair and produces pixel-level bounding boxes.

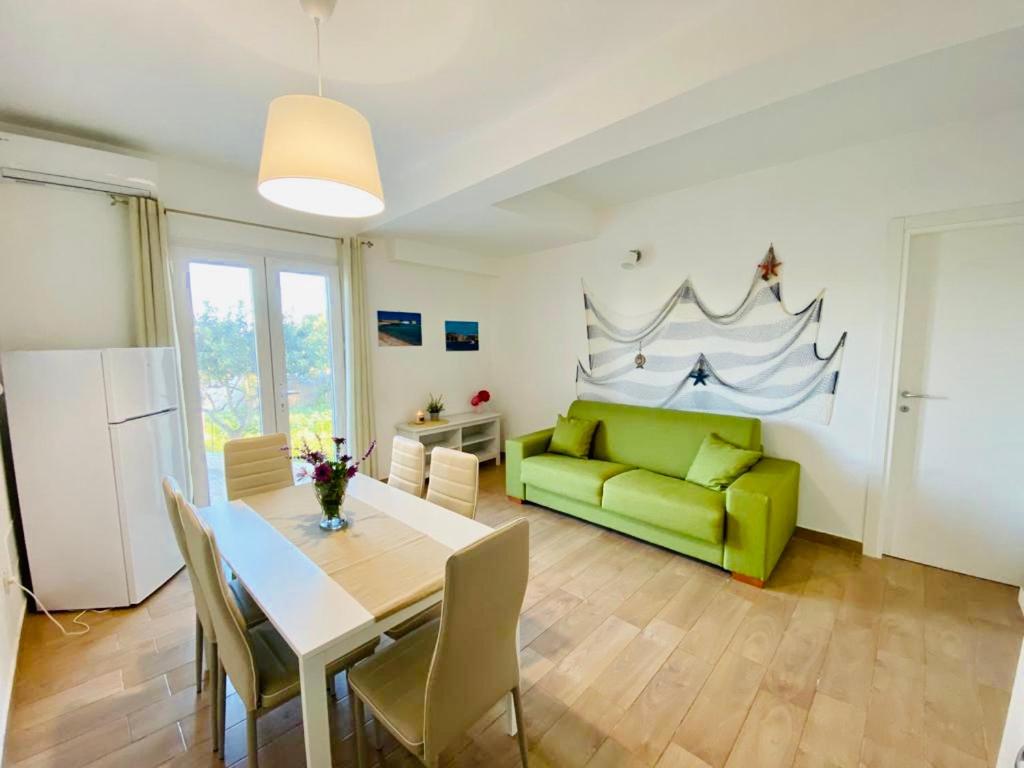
[384,447,478,642]
[425,447,479,519]
[161,477,267,755]
[388,436,426,497]
[175,494,378,766]
[349,518,530,768]
[223,433,294,501]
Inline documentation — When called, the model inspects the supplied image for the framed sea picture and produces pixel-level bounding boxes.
[377,310,422,347]
[445,320,479,351]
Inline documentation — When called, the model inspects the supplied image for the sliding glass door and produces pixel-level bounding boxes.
[172,249,344,505]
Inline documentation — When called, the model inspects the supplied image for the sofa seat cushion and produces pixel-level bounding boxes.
[602,469,725,544]
[521,453,633,506]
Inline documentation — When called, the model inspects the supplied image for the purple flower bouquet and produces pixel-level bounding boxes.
[295,436,376,531]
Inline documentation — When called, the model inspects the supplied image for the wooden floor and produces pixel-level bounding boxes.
[5,464,1022,768]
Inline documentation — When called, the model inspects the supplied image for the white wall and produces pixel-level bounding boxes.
[0,182,134,351]
[0,425,24,758]
[494,107,1024,542]
[365,239,499,476]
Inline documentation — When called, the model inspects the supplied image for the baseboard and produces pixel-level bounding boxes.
[793,525,862,554]
[0,596,26,765]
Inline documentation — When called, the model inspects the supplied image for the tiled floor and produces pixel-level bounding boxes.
[5,464,1022,767]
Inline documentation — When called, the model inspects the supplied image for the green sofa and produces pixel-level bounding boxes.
[505,400,799,585]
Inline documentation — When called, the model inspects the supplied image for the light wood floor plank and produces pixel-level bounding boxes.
[723,689,807,768]
[7,464,1022,768]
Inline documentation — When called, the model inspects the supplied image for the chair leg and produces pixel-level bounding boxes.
[195,615,204,694]
[352,689,368,768]
[247,710,259,768]
[511,686,528,767]
[218,661,227,757]
[373,716,386,765]
[210,643,219,753]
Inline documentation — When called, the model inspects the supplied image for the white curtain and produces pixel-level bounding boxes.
[340,237,379,478]
[128,197,173,346]
[128,196,192,495]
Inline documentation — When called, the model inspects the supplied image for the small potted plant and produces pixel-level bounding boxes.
[426,393,445,421]
[295,436,376,531]
[470,389,491,412]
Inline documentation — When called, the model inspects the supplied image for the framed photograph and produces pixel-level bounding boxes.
[445,320,479,351]
[377,310,422,346]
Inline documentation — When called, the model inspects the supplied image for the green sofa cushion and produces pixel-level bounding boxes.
[548,414,599,458]
[567,400,761,479]
[602,469,726,544]
[521,453,633,506]
[686,433,763,491]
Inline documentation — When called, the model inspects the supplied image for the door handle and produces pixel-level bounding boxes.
[900,390,946,400]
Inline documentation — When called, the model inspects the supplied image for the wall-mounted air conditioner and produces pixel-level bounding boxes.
[0,131,158,197]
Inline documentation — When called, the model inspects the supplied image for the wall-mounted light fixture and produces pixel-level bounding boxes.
[621,249,642,270]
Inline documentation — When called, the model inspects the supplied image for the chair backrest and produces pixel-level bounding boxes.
[176,495,260,710]
[161,477,214,637]
[423,518,529,761]
[223,433,294,501]
[388,436,425,497]
[425,447,479,519]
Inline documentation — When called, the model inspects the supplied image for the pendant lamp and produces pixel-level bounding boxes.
[258,0,384,218]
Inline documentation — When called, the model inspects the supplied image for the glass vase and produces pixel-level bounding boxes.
[316,485,348,531]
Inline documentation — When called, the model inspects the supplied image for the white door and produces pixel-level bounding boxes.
[171,249,345,505]
[109,410,186,602]
[888,222,1024,585]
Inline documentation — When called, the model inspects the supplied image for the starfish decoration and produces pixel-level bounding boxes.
[689,362,710,386]
[758,245,782,282]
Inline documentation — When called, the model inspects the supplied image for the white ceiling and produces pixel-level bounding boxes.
[2,1,1023,256]
[0,0,692,178]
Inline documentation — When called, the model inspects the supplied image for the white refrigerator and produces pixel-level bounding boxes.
[2,348,186,610]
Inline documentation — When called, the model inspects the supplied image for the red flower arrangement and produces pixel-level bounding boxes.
[470,389,491,408]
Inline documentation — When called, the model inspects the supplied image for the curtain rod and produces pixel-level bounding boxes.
[163,207,344,242]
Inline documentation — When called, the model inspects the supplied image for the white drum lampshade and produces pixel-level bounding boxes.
[258,94,385,218]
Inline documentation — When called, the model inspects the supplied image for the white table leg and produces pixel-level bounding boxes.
[300,653,332,768]
[504,623,521,736]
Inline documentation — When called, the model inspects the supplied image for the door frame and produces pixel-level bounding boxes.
[264,256,347,456]
[169,241,346,506]
[862,200,1024,558]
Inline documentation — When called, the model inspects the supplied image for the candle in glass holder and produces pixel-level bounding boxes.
[415,410,426,424]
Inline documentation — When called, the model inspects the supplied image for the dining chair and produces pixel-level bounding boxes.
[161,477,267,754]
[175,493,379,766]
[384,446,478,643]
[425,447,479,519]
[223,433,295,501]
[349,518,530,768]
[388,435,426,497]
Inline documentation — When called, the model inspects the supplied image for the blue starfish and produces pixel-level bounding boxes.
[690,366,710,386]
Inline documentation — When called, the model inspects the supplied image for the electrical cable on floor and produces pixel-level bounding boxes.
[6,579,110,637]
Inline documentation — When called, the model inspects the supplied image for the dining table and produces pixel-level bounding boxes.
[198,473,517,768]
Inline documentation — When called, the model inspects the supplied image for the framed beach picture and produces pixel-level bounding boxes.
[377,310,422,346]
[445,320,479,351]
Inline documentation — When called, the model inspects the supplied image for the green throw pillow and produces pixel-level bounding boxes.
[548,414,599,459]
[686,433,762,491]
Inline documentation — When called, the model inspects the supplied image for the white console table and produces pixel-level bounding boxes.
[395,411,501,476]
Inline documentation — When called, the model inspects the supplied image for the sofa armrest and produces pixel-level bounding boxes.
[723,457,800,583]
[505,428,554,499]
